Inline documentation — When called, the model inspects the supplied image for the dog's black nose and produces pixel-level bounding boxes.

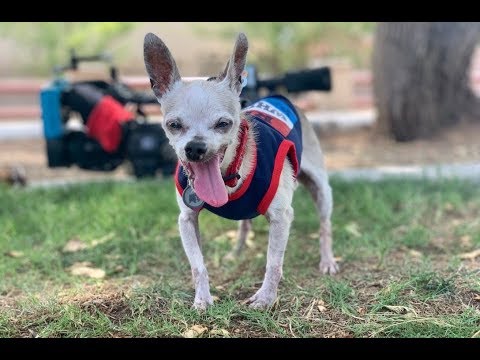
[185,141,207,161]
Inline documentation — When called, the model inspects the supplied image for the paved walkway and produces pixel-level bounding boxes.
[27,161,480,189]
[330,162,480,182]
[0,120,43,139]
[0,109,376,140]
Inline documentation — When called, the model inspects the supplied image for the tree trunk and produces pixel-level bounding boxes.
[373,22,480,141]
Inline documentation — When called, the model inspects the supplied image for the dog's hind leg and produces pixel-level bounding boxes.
[233,219,252,256]
[247,161,295,309]
[297,111,338,275]
[224,219,252,261]
[298,164,338,274]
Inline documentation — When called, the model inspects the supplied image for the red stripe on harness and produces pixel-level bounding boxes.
[174,161,184,195]
[223,119,250,188]
[228,140,257,201]
[257,140,299,215]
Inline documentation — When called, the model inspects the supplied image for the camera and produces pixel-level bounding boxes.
[40,50,177,178]
[40,50,332,179]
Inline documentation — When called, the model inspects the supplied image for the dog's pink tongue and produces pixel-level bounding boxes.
[191,155,228,207]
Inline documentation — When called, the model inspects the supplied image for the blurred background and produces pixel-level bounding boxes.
[1,22,480,186]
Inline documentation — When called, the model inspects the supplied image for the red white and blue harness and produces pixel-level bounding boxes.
[175,95,302,220]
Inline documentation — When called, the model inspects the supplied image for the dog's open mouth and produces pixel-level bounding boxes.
[184,150,228,208]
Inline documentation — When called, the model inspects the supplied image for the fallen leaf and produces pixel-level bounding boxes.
[393,225,408,236]
[28,329,39,338]
[345,222,362,237]
[409,249,423,258]
[304,299,317,318]
[183,325,208,338]
[358,307,366,315]
[311,299,328,313]
[63,233,115,253]
[245,237,255,249]
[213,230,236,243]
[212,295,220,301]
[62,238,88,253]
[113,265,124,273]
[90,232,115,247]
[68,262,106,279]
[383,305,417,315]
[460,249,480,260]
[317,305,327,312]
[225,230,237,239]
[473,294,480,301]
[223,252,236,262]
[209,329,230,337]
[451,219,462,227]
[71,260,91,266]
[433,237,446,245]
[213,230,255,245]
[460,235,472,247]
[5,250,24,258]
[444,202,454,211]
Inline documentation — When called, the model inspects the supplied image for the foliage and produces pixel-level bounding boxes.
[0,22,136,75]
[197,22,377,74]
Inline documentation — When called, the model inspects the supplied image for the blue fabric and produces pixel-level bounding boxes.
[40,80,68,139]
[176,95,302,220]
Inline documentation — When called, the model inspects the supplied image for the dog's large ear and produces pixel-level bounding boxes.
[144,32,181,100]
[218,33,248,94]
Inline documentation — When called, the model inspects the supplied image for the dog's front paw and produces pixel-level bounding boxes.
[247,289,277,309]
[320,258,339,275]
[193,293,214,310]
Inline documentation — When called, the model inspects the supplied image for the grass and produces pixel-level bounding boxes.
[0,177,479,338]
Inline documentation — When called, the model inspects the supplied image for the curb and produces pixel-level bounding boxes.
[330,162,480,183]
[0,109,377,140]
[26,162,480,189]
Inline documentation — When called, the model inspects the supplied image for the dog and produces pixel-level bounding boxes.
[143,32,338,310]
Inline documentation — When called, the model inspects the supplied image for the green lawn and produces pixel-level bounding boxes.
[0,178,479,337]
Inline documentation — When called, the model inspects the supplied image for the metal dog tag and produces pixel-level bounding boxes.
[182,185,205,210]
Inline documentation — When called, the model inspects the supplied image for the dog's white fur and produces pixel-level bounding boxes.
[144,32,338,310]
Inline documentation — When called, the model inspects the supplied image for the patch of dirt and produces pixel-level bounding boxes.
[319,121,480,171]
[0,288,24,309]
[0,276,157,333]
[59,283,132,323]
[56,276,160,323]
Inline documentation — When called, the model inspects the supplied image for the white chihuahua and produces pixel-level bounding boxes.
[144,32,338,310]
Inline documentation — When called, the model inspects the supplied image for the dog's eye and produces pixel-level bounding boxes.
[168,121,183,130]
[215,119,232,129]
